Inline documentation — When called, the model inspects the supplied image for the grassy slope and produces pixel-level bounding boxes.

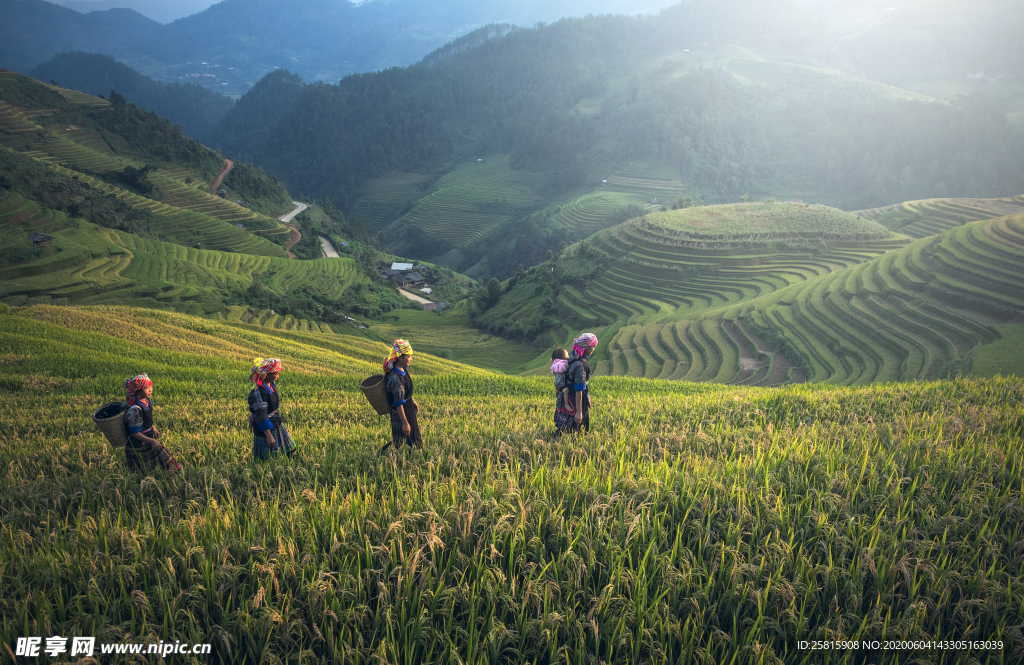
[479,201,905,343]
[0,70,292,253]
[609,214,1024,385]
[368,309,540,374]
[482,200,1024,383]
[0,304,1021,664]
[0,194,399,317]
[368,157,687,271]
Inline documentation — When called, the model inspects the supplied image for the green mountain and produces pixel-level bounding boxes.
[219,12,1023,279]
[0,70,404,322]
[1,0,676,96]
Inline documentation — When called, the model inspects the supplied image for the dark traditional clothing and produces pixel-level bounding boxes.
[553,366,574,431]
[558,353,593,434]
[385,367,421,448]
[248,381,295,460]
[123,399,181,472]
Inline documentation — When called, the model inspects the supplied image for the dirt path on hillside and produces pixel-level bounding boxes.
[210,158,233,194]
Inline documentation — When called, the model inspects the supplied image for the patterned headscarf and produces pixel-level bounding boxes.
[124,373,153,405]
[383,339,413,372]
[572,332,599,358]
[251,358,282,386]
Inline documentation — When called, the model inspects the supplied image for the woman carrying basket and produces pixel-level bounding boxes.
[248,358,296,461]
[123,373,182,473]
[558,333,598,435]
[380,339,421,454]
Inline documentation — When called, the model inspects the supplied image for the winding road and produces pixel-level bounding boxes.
[278,201,309,259]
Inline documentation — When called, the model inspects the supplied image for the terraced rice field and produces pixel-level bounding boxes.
[349,171,435,227]
[217,305,336,334]
[391,156,544,249]
[0,196,371,315]
[856,196,1024,238]
[15,163,287,257]
[17,132,141,171]
[150,172,289,240]
[559,207,906,327]
[368,310,542,374]
[602,171,687,203]
[549,190,650,236]
[600,215,1024,384]
[0,100,42,134]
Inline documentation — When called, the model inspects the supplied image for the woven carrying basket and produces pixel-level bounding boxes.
[94,401,129,447]
[360,374,390,416]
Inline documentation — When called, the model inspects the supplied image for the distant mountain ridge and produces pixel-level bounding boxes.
[0,0,677,95]
[211,8,1024,280]
[33,53,233,142]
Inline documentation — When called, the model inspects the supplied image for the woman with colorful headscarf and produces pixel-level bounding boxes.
[247,357,296,460]
[559,333,599,434]
[123,373,182,473]
[381,339,421,453]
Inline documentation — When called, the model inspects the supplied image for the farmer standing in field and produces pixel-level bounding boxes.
[248,358,297,460]
[558,333,598,435]
[123,374,183,473]
[380,339,422,454]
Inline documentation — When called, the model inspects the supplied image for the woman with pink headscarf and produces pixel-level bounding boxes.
[558,333,598,434]
[123,373,182,473]
[247,357,296,460]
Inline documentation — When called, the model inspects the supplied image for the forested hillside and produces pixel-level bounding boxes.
[217,8,1023,278]
[33,53,234,142]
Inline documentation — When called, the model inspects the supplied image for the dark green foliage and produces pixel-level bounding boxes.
[33,53,235,142]
[86,101,222,177]
[289,203,348,261]
[224,10,1024,223]
[222,160,292,217]
[98,164,156,197]
[0,149,152,233]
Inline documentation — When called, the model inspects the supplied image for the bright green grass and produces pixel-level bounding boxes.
[368,309,541,374]
[0,305,1021,664]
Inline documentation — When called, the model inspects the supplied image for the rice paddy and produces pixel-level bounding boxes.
[0,194,385,317]
[599,215,1024,385]
[0,304,1021,664]
[387,156,545,250]
[856,196,1024,239]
